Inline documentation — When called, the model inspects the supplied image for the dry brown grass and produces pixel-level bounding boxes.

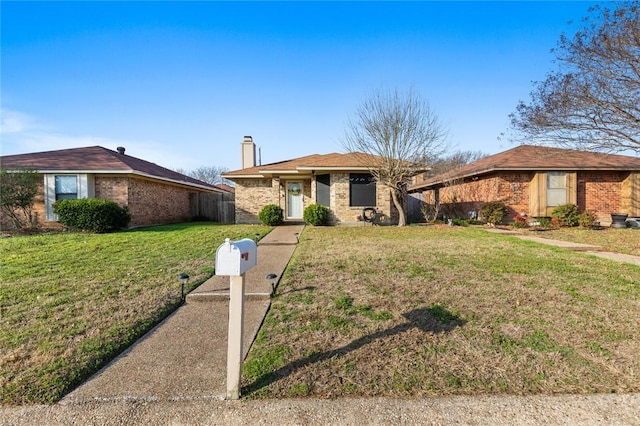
[242,225,640,398]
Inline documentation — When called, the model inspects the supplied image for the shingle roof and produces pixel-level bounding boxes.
[0,146,220,192]
[223,152,402,178]
[214,183,235,194]
[410,145,640,191]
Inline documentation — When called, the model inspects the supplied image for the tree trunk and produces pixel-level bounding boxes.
[391,188,407,226]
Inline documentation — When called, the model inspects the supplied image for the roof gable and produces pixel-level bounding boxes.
[0,146,220,191]
[411,145,640,191]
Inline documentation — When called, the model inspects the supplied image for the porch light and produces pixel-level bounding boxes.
[266,273,278,296]
[178,273,189,301]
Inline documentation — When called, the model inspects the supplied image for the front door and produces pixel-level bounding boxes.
[286,181,303,219]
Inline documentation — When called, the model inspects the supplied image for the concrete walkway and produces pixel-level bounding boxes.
[2,224,639,425]
[59,223,303,404]
[486,227,640,266]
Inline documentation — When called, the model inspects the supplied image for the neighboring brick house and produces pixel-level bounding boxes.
[408,145,640,225]
[0,146,227,229]
[223,136,409,225]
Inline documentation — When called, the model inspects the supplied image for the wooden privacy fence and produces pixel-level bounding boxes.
[190,192,235,224]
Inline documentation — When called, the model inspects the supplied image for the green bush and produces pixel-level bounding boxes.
[551,204,580,227]
[258,204,284,226]
[303,203,329,226]
[479,201,506,225]
[578,209,598,227]
[537,217,552,228]
[54,199,131,233]
[451,218,469,227]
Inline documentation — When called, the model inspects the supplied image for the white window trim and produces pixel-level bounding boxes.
[44,174,95,221]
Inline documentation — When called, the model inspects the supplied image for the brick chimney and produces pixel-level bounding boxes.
[241,136,256,169]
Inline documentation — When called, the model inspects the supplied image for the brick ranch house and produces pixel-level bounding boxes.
[222,136,417,225]
[408,145,640,225]
[0,146,232,229]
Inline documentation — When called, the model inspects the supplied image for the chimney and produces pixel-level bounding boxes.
[241,136,256,169]
[116,146,126,155]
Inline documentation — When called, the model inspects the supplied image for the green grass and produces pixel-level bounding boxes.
[241,226,640,398]
[0,222,272,405]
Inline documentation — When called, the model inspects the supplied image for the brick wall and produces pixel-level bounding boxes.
[577,171,625,224]
[96,176,196,227]
[234,178,279,223]
[328,173,397,225]
[95,176,129,206]
[126,178,192,227]
[420,170,633,225]
[432,173,530,222]
[233,173,399,225]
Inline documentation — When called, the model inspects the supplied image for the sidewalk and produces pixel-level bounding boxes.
[486,227,640,266]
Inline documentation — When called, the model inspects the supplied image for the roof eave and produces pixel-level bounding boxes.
[17,168,219,192]
[222,173,268,179]
[130,171,222,192]
[296,166,373,172]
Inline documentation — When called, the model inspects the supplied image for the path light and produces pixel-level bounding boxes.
[178,273,189,301]
[266,273,278,296]
[254,233,260,242]
[294,232,299,243]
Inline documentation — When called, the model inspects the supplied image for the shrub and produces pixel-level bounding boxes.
[303,203,329,226]
[479,201,506,225]
[54,199,131,233]
[512,214,528,229]
[536,217,552,228]
[551,204,580,227]
[258,204,283,226]
[451,218,469,227]
[578,209,598,228]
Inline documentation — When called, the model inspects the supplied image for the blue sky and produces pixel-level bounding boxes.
[1,1,597,172]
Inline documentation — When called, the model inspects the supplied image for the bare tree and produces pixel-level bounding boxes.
[342,89,448,226]
[510,1,640,153]
[424,150,486,178]
[175,165,232,186]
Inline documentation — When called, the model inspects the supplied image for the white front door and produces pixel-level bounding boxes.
[286,181,303,219]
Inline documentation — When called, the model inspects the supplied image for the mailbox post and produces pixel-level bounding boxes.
[215,238,257,400]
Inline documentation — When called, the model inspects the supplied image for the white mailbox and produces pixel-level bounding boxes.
[215,238,257,276]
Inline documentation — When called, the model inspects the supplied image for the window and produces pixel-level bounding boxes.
[349,173,376,207]
[55,175,78,200]
[547,172,567,207]
[316,174,330,207]
[44,174,94,221]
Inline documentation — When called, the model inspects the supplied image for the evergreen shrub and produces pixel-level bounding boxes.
[258,204,284,226]
[54,199,131,233]
[303,203,329,226]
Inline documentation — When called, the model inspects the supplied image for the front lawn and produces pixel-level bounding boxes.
[0,223,271,405]
[242,226,640,398]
